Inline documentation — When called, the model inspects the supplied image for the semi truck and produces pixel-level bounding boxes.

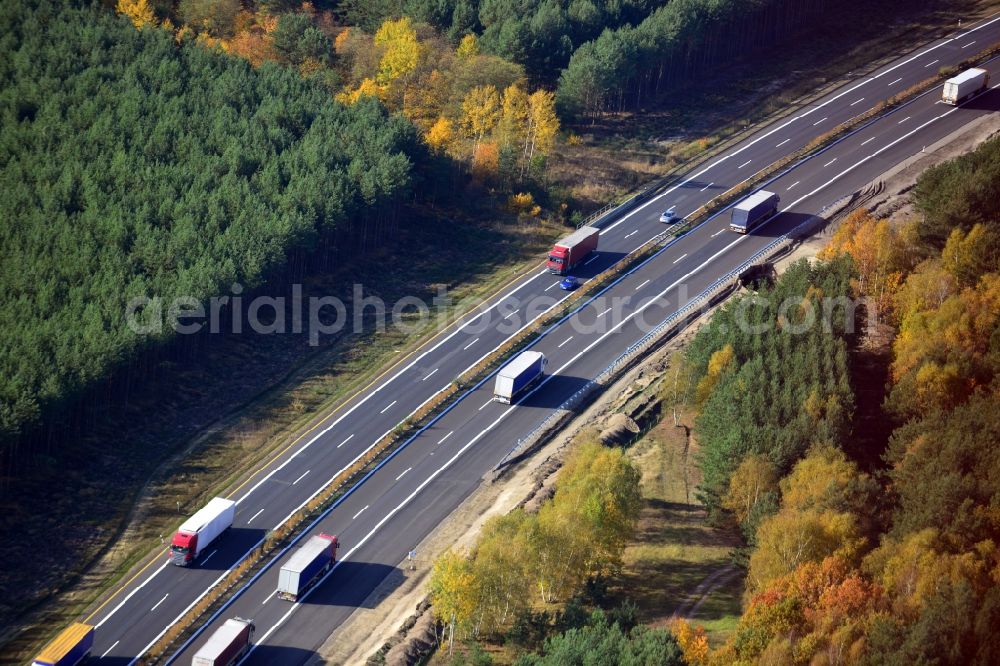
[170,497,236,566]
[547,226,599,274]
[277,533,339,601]
[942,67,989,105]
[32,623,94,666]
[730,190,780,234]
[192,617,255,666]
[494,351,547,404]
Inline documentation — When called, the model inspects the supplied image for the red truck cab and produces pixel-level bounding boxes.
[546,226,600,274]
[546,246,571,272]
[171,531,198,565]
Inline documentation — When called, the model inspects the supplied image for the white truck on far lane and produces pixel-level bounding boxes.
[942,67,989,105]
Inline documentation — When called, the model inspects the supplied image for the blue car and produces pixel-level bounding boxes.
[559,276,579,290]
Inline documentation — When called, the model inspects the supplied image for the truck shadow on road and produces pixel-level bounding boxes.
[242,644,317,666]
[189,528,269,571]
[957,87,1000,112]
[749,211,819,240]
[573,250,628,279]
[519,374,593,410]
[301,560,401,609]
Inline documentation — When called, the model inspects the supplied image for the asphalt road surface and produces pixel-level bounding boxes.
[79,13,1000,665]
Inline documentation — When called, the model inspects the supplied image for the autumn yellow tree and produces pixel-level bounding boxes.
[336,78,383,105]
[820,209,910,326]
[430,549,476,652]
[498,84,530,153]
[425,117,455,153]
[722,454,778,525]
[524,90,560,178]
[941,223,1000,287]
[372,17,422,110]
[462,85,502,152]
[890,273,1000,416]
[695,344,734,407]
[670,619,710,666]
[117,0,156,29]
[893,258,956,324]
[469,512,532,635]
[456,33,479,60]
[747,446,871,591]
[508,192,541,221]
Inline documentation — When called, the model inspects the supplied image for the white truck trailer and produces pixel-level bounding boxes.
[942,68,989,105]
[170,497,236,566]
[277,533,339,601]
[730,190,780,234]
[192,618,255,666]
[494,351,547,404]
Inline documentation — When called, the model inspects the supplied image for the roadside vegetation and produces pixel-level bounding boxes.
[670,134,1000,664]
[428,133,1000,665]
[611,410,743,647]
[0,0,419,451]
[4,0,994,657]
[425,435,682,664]
[429,437,642,641]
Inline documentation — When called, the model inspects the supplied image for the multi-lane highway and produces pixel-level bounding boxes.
[80,13,1000,665]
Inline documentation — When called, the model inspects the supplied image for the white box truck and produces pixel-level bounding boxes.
[277,533,339,601]
[494,351,546,404]
[192,618,254,666]
[942,67,989,105]
[170,497,236,566]
[730,190,780,234]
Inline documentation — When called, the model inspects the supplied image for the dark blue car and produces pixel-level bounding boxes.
[559,276,579,290]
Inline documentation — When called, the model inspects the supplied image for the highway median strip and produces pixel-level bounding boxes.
[138,39,1000,664]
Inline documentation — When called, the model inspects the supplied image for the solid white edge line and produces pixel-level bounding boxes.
[128,25,1000,656]
[187,48,1000,665]
[197,86,971,649]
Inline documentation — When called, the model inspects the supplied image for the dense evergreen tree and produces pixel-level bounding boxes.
[555,0,916,118]
[912,134,1000,251]
[514,610,685,666]
[336,0,657,83]
[684,258,857,520]
[0,0,421,454]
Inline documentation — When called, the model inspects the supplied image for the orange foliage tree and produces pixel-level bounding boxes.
[820,209,912,327]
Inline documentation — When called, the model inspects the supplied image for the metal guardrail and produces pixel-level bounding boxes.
[575,177,666,229]
[494,212,824,469]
